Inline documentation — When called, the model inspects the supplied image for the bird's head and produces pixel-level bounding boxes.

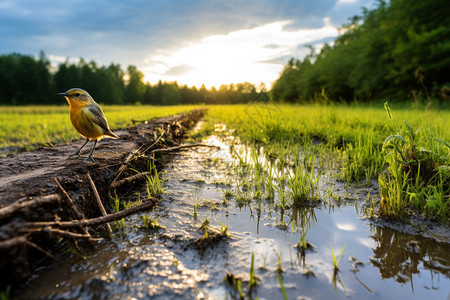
[58,88,93,105]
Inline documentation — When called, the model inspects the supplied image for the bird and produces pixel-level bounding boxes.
[59,88,118,161]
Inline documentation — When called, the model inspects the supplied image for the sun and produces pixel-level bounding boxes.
[142,20,338,88]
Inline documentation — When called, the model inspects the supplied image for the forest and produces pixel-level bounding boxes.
[271,0,450,102]
[0,0,449,105]
[0,53,262,105]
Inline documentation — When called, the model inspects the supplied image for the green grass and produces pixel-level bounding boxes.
[1,103,448,222]
[330,242,347,271]
[205,103,449,223]
[145,163,166,198]
[0,105,200,152]
[378,103,449,222]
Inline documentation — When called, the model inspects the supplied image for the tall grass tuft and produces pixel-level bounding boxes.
[146,162,166,198]
[287,155,321,205]
[330,243,347,271]
[378,102,449,223]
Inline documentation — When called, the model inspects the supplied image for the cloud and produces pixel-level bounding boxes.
[0,0,377,86]
[164,64,194,76]
[143,19,339,87]
[260,55,292,65]
[264,44,281,49]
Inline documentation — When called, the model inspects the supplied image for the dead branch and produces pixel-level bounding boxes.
[26,240,61,263]
[0,194,60,220]
[109,148,142,187]
[141,129,166,154]
[25,199,156,229]
[149,143,220,154]
[87,173,112,239]
[18,227,101,242]
[110,171,151,189]
[54,177,93,242]
[54,177,84,220]
[0,235,28,250]
[110,129,166,188]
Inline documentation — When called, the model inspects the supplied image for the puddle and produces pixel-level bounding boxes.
[17,130,450,299]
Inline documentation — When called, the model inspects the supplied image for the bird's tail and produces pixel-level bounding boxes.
[105,130,119,139]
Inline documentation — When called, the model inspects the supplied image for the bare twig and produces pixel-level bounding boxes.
[87,173,112,239]
[0,235,64,263]
[54,177,94,243]
[26,240,61,263]
[54,177,84,220]
[110,149,141,187]
[25,199,156,229]
[110,171,152,189]
[18,227,101,242]
[149,143,220,154]
[0,235,28,250]
[110,129,166,188]
[0,194,60,220]
[141,129,166,154]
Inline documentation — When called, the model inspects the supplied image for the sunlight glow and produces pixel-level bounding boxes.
[143,20,338,88]
[336,223,357,231]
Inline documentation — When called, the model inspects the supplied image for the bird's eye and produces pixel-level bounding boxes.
[75,93,80,97]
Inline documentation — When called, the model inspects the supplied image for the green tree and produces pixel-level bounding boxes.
[271,0,450,102]
[124,65,146,104]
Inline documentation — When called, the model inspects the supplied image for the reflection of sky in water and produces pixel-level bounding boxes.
[17,129,450,299]
[185,132,450,299]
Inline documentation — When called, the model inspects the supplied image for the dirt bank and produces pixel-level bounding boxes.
[0,109,205,286]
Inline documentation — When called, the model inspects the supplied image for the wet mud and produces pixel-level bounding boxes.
[0,109,204,285]
[15,125,450,299]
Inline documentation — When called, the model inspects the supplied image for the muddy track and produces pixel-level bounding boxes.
[0,109,205,286]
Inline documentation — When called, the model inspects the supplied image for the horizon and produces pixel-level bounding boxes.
[1,0,376,89]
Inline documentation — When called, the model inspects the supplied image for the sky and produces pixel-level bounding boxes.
[0,0,376,89]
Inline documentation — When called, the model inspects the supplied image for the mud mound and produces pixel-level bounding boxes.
[0,109,204,286]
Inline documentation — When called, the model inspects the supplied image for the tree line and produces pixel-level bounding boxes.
[0,52,264,105]
[271,0,450,102]
[2,0,448,105]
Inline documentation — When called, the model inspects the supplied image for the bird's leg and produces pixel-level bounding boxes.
[86,139,98,162]
[68,138,90,159]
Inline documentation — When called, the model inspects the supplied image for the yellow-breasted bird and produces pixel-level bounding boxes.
[59,88,118,161]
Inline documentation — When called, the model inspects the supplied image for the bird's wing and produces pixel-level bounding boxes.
[85,104,112,134]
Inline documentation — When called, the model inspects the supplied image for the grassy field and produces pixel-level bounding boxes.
[1,102,449,222]
[203,103,449,223]
[0,105,200,151]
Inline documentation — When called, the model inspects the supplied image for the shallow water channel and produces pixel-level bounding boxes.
[19,131,450,299]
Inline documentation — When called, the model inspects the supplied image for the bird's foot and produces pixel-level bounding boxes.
[86,155,95,162]
[68,152,81,160]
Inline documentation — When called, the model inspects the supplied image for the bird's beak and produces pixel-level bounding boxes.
[58,92,69,97]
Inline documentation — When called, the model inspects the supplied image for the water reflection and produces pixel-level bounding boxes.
[290,205,317,230]
[17,131,450,299]
[369,225,450,285]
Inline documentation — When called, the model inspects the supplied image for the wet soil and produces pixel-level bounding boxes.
[0,109,204,285]
[15,127,450,299]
